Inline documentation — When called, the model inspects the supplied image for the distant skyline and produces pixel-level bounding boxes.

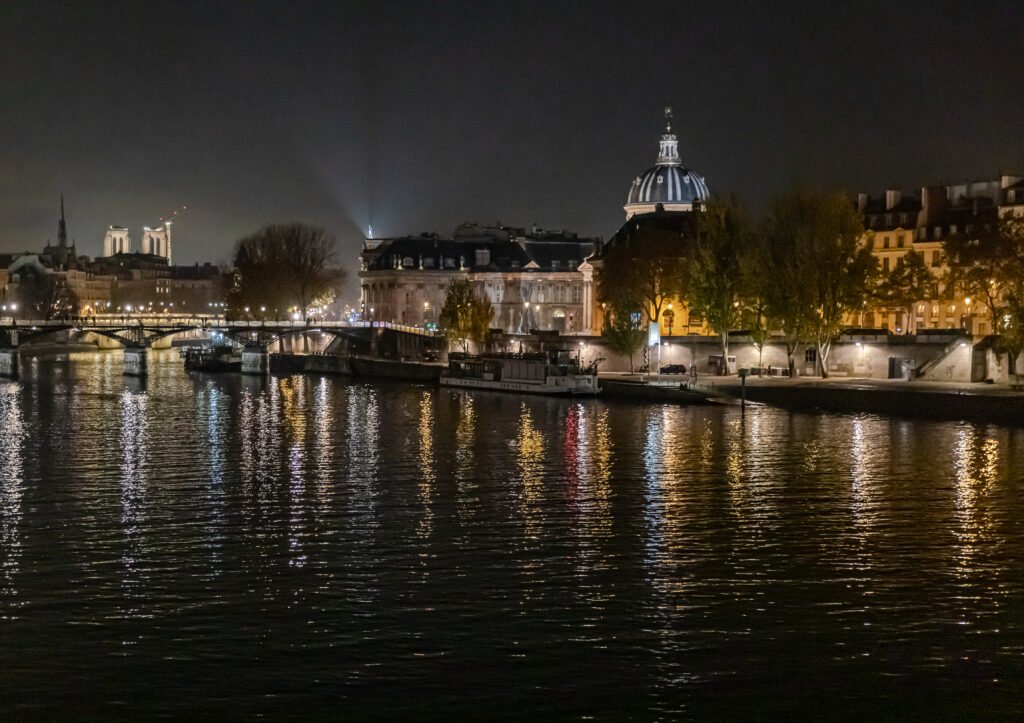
[1,0,1022,270]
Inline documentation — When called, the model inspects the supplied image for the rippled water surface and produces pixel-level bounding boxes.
[1,351,1023,719]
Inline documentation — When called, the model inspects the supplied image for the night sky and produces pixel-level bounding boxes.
[2,0,1022,283]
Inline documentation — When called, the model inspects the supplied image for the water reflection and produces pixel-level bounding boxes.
[119,385,149,618]
[417,391,435,543]
[0,384,25,611]
[848,416,883,538]
[1,356,1024,719]
[200,382,227,571]
[345,385,380,516]
[454,395,476,485]
[312,378,333,507]
[516,402,545,540]
[952,425,1000,585]
[280,377,309,568]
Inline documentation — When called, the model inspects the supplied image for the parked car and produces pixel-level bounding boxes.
[660,364,687,374]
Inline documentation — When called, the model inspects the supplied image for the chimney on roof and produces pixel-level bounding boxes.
[921,185,948,225]
[857,193,868,213]
[885,190,901,210]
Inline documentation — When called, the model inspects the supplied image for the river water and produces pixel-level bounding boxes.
[0,351,1022,719]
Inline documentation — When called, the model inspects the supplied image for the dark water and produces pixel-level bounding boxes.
[1,351,1023,720]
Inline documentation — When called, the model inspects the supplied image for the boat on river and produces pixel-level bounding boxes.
[441,351,599,396]
[182,345,242,372]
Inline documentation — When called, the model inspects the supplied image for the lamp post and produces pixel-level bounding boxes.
[964,297,972,335]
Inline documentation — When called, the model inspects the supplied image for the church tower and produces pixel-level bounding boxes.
[141,223,172,263]
[103,226,131,256]
[57,193,68,248]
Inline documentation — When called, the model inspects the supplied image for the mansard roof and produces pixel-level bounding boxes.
[363,225,598,272]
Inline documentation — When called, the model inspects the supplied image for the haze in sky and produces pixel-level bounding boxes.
[1,0,1022,278]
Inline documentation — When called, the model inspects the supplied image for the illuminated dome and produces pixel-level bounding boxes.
[624,107,709,219]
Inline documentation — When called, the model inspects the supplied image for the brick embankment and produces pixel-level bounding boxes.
[710,377,1024,426]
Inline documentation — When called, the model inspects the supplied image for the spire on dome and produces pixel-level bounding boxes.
[58,193,68,248]
[656,107,680,166]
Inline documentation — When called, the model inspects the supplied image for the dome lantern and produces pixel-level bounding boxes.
[624,106,709,219]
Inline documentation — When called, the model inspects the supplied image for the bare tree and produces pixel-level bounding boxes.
[9,270,77,320]
[229,223,346,318]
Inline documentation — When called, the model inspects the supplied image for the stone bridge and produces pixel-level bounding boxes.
[0,316,439,377]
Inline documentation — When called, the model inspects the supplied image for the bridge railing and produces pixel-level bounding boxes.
[0,316,440,337]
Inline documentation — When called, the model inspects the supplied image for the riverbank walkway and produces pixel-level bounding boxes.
[598,372,1024,425]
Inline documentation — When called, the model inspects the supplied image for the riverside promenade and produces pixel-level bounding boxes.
[707,376,1024,426]
[596,372,1024,425]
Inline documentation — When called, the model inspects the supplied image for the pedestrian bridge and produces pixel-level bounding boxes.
[0,316,439,377]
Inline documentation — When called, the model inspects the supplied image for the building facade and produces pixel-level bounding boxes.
[0,199,223,317]
[360,223,599,334]
[855,175,1022,336]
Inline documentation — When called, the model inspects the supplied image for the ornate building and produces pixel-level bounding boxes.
[624,107,709,219]
[359,107,713,339]
[359,223,599,334]
[589,107,711,338]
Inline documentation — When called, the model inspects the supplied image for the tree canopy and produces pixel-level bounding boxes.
[601,302,646,373]
[946,216,1024,371]
[596,225,690,324]
[8,269,77,321]
[875,249,933,334]
[760,188,876,376]
[689,199,754,360]
[439,279,493,353]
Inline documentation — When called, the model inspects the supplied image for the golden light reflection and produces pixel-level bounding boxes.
[0,385,25,609]
[591,408,614,524]
[516,402,545,538]
[454,394,477,517]
[724,415,750,524]
[848,417,878,530]
[952,426,999,581]
[239,383,256,498]
[417,391,435,542]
